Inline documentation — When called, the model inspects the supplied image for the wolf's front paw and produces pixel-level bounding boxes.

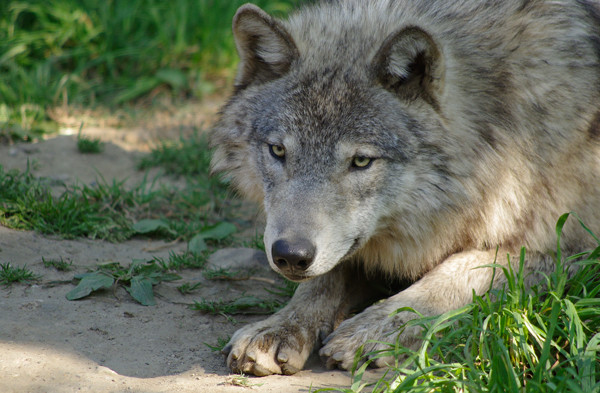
[222,318,316,376]
[319,308,421,370]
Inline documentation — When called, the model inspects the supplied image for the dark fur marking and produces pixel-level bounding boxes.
[588,111,600,139]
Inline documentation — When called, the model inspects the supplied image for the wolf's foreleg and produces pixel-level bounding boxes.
[319,249,557,370]
[223,264,368,376]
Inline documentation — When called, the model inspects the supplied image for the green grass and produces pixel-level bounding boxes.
[138,131,216,177]
[151,251,209,271]
[0,165,147,241]
[204,335,231,352]
[137,131,236,233]
[0,163,233,242]
[0,132,242,243]
[0,262,38,285]
[77,128,103,153]
[225,373,263,388]
[266,279,300,298]
[3,170,235,238]
[177,281,202,295]
[0,131,264,310]
[192,295,285,316]
[0,0,305,141]
[316,213,600,393]
[42,256,73,271]
[203,267,249,281]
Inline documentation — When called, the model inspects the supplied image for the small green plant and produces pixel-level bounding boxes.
[77,129,104,154]
[42,256,73,271]
[177,281,202,294]
[225,373,263,388]
[204,336,231,352]
[191,295,284,316]
[266,279,299,298]
[0,262,38,285]
[66,260,180,306]
[246,231,266,252]
[152,251,208,271]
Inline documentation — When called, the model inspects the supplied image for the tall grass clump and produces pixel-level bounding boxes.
[318,213,600,393]
[0,0,306,140]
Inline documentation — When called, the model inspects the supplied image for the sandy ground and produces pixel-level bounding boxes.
[0,130,360,392]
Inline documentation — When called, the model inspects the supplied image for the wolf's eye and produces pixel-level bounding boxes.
[269,144,286,160]
[351,156,373,169]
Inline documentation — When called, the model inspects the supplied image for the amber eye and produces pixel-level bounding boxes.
[269,144,286,159]
[351,156,373,169]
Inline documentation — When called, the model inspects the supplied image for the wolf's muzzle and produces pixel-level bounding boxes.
[271,238,316,278]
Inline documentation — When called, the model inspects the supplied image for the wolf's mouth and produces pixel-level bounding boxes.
[282,273,312,282]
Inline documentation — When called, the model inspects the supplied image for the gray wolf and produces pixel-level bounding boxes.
[210,0,600,376]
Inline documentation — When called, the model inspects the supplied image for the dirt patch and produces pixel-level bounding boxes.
[0,134,358,392]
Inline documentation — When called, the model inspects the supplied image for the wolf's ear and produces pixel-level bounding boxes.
[232,4,298,90]
[373,26,444,110]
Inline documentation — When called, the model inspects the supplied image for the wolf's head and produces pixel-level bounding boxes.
[211,3,458,281]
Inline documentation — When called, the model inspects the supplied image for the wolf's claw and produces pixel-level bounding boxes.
[224,318,315,376]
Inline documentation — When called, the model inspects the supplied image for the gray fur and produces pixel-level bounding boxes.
[210,0,600,375]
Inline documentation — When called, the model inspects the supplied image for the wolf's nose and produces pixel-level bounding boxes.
[271,238,316,273]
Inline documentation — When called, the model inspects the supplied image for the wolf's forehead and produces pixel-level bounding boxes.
[254,105,374,150]
[250,76,412,160]
[254,76,376,136]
